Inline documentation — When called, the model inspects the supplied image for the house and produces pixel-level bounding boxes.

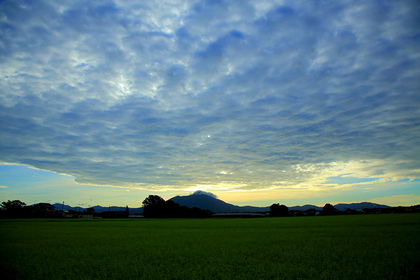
[31,203,56,218]
[73,213,93,219]
[60,209,94,218]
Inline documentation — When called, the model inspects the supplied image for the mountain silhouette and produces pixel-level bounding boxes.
[289,204,323,211]
[333,202,391,211]
[169,193,269,213]
[52,203,142,213]
[52,196,391,214]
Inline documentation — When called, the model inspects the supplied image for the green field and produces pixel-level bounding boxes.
[1,214,419,280]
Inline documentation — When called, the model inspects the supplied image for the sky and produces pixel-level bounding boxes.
[1,0,419,208]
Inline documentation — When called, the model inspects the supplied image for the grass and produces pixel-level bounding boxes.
[1,214,419,279]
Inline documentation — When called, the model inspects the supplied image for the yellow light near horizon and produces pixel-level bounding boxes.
[215,188,328,206]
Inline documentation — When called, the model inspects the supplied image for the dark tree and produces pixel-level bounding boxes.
[142,195,166,217]
[86,207,95,214]
[125,205,129,217]
[1,200,26,210]
[1,200,27,217]
[323,203,336,214]
[163,200,180,217]
[270,203,280,216]
[142,195,212,218]
[270,203,288,217]
[143,195,165,208]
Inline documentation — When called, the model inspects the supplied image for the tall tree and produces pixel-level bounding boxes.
[0,200,27,217]
[142,195,166,217]
[323,203,336,214]
[1,200,26,211]
[270,203,288,217]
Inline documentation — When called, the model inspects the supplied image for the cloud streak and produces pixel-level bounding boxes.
[1,0,419,192]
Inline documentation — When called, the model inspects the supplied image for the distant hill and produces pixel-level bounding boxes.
[169,193,269,213]
[52,203,80,211]
[52,203,142,214]
[289,202,391,211]
[333,202,391,211]
[51,197,390,215]
[289,204,322,211]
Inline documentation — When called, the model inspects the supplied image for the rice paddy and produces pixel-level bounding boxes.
[1,213,419,279]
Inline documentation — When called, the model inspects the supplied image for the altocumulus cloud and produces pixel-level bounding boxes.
[0,0,419,191]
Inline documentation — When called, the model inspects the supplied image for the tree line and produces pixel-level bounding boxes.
[0,200,131,219]
[269,203,338,217]
[2,198,419,219]
[0,196,213,218]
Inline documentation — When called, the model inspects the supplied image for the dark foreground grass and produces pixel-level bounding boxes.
[1,214,419,280]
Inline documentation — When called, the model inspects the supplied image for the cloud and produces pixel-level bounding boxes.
[192,190,218,199]
[0,0,419,192]
[370,194,420,207]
